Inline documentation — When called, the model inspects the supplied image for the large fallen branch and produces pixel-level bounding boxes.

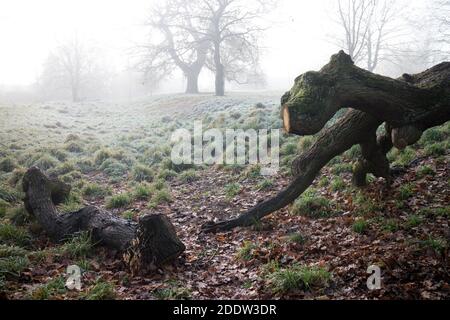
[23,167,185,274]
[202,51,450,233]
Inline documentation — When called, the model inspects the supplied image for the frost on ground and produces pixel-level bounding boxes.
[0,93,449,300]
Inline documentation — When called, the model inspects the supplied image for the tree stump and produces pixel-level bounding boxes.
[22,167,185,273]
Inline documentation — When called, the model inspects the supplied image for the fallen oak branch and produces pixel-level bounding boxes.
[23,167,185,274]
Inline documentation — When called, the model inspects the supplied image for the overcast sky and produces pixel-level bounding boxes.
[0,0,426,91]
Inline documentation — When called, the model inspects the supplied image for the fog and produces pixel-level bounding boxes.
[0,0,446,101]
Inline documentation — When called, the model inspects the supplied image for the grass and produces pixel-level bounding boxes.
[30,277,66,300]
[132,164,154,182]
[236,241,257,261]
[331,163,353,175]
[154,283,191,300]
[257,179,273,191]
[178,169,199,183]
[398,183,414,200]
[269,264,331,293]
[0,223,31,247]
[60,232,94,259]
[106,193,132,209]
[416,165,435,177]
[331,177,346,191]
[382,219,399,233]
[83,280,116,300]
[133,183,154,200]
[148,189,172,208]
[7,206,31,226]
[352,219,369,234]
[288,233,307,245]
[406,214,424,228]
[224,183,242,199]
[0,256,29,278]
[82,183,111,199]
[420,237,448,255]
[424,142,446,157]
[0,157,16,172]
[291,190,331,218]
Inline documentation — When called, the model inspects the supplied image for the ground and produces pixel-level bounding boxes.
[0,93,449,300]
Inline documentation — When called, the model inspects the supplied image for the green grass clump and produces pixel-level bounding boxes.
[0,157,17,172]
[288,233,307,245]
[154,286,191,300]
[389,147,416,166]
[382,219,399,233]
[0,245,28,258]
[106,193,132,209]
[58,192,84,213]
[331,163,353,175]
[100,159,128,179]
[225,183,242,199]
[424,142,446,157]
[0,185,22,203]
[398,183,414,200]
[60,232,94,259]
[132,164,154,182]
[269,264,331,293]
[257,179,273,191]
[406,215,423,228]
[236,241,257,261]
[416,165,435,177]
[291,190,331,218]
[64,142,83,153]
[157,169,178,181]
[0,224,31,247]
[83,280,116,300]
[178,169,199,183]
[32,154,59,171]
[0,256,29,278]
[82,183,110,199]
[352,219,369,234]
[281,143,297,156]
[133,183,153,200]
[7,206,31,226]
[94,149,112,166]
[420,128,445,144]
[148,189,172,208]
[30,277,66,300]
[420,237,448,255]
[331,177,346,191]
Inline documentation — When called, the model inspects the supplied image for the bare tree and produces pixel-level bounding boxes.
[137,0,209,94]
[195,0,274,96]
[39,36,106,102]
[334,0,404,72]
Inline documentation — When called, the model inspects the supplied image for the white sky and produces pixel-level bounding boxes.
[0,0,425,90]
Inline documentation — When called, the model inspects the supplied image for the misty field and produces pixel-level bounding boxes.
[0,93,449,299]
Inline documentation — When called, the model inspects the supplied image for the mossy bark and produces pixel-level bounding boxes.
[23,167,185,273]
[203,51,450,233]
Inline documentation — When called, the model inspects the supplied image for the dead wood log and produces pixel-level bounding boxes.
[202,51,449,233]
[22,167,185,273]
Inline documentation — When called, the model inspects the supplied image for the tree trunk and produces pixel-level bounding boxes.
[214,43,225,96]
[23,167,185,273]
[185,70,200,94]
[203,51,450,233]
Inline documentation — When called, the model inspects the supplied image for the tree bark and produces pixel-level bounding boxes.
[203,51,450,233]
[214,43,225,96]
[23,167,185,273]
[185,70,200,94]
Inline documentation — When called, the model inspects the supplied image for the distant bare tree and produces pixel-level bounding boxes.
[39,37,106,102]
[195,0,275,96]
[137,0,208,94]
[334,0,404,72]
